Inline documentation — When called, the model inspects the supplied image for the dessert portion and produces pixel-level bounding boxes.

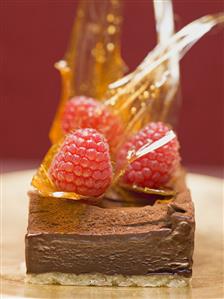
[25,0,223,288]
[26,170,194,287]
[26,118,194,287]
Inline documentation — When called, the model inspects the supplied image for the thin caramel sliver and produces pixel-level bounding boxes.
[120,183,176,197]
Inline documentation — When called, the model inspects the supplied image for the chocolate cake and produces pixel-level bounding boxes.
[25,171,195,287]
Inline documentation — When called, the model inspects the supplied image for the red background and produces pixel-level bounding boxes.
[1,0,223,167]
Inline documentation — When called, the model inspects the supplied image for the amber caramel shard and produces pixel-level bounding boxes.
[50,0,126,144]
[65,0,126,98]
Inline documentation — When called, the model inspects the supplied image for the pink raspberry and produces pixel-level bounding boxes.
[61,96,123,150]
[49,128,113,197]
[116,122,180,189]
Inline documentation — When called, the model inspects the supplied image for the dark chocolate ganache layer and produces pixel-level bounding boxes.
[25,171,195,277]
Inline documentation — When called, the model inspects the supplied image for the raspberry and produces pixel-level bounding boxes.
[49,128,113,197]
[61,96,123,150]
[116,122,180,188]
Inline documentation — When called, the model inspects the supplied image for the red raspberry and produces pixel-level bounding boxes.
[61,96,123,150]
[49,128,113,197]
[116,122,180,189]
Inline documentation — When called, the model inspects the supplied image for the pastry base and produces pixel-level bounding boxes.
[26,272,190,287]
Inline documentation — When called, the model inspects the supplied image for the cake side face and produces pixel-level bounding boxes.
[25,172,195,285]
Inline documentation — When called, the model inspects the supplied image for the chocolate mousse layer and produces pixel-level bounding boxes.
[25,171,195,277]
